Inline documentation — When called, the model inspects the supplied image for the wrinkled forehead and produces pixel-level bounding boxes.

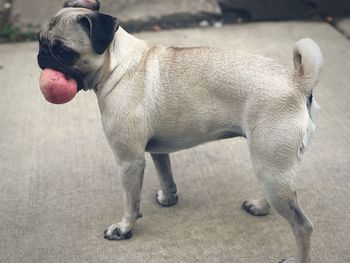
[41,7,93,43]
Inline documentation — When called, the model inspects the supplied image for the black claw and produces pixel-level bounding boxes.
[242,201,248,208]
[242,201,252,211]
[124,231,133,239]
[112,227,122,237]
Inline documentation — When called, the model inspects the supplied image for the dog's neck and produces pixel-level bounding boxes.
[109,27,150,75]
[95,28,150,98]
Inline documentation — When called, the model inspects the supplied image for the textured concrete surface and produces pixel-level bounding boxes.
[335,18,350,39]
[11,0,62,28]
[1,22,350,263]
[10,0,221,31]
[100,0,221,22]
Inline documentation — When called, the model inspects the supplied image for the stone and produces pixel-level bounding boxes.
[10,0,221,32]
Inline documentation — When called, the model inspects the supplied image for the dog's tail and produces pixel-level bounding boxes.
[293,38,323,95]
[293,39,322,154]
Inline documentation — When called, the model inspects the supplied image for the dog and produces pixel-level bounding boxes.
[37,1,322,262]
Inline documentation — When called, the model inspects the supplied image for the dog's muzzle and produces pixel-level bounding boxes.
[38,42,85,91]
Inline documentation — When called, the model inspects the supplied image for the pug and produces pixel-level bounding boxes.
[37,1,323,262]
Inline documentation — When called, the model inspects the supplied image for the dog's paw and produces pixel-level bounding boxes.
[278,257,295,263]
[104,224,132,240]
[155,190,178,207]
[242,200,270,216]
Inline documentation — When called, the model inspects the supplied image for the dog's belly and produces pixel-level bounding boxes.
[145,128,244,154]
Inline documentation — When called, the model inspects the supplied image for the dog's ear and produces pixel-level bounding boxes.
[78,13,119,55]
[64,0,100,11]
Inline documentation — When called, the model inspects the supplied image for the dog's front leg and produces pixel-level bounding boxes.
[104,156,145,240]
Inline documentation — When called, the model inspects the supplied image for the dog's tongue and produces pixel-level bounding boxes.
[39,68,78,104]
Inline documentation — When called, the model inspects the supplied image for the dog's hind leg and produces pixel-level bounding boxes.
[151,153,178,207]
[250,160,312,262]
[247,123,314,263]
[260,170,313,263]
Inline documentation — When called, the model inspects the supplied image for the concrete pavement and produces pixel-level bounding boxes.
[336,18,350,39]
[1,21,350,263]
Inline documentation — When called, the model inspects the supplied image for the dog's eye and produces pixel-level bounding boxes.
[57,48,73,60]
[52,41,79,63]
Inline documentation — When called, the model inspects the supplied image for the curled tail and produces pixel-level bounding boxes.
[294,39,322,152]
[293,38,323,95]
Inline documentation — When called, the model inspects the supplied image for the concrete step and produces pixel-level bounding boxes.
[335,18,350,39]
[10,0,221,32]
[9,0,350,33]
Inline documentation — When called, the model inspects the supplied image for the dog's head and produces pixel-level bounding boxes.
[37,0,119,91]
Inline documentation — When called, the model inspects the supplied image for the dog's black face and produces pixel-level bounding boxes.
[37,2,119,91]
[38,35,85,90]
